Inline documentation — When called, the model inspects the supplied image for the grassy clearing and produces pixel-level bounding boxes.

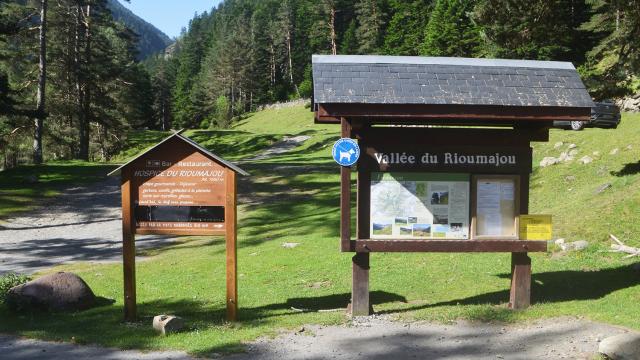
[0,107,639,356]
[0,161,116,219]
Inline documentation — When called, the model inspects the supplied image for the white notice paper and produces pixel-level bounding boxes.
[477,181,502,235]
[500,182,514,201]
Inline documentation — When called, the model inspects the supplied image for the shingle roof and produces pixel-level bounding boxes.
[312,55,593,108]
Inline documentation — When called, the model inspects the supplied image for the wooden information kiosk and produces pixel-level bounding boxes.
[109,131,248,321]
[312,55,594,315]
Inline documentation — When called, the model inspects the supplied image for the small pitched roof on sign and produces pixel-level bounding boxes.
[312,55,593,108]
[108,131,249,176]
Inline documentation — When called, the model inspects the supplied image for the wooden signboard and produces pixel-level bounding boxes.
[109,131,248,322]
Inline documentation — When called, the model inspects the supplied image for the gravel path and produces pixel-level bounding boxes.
[0,335,195,360]
[0,316,631,360]
[0,176,173,275]
[224,316,630,360]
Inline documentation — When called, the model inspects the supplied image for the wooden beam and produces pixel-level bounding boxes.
[317,103,590,123]
[355,127,548,145]
[225,170,238,321]
[121,169,137,322]
[340,118,353,252]
[135,229,226,236]
[509,253,532,309]
[351,252,371,316]
[354,239,547,253]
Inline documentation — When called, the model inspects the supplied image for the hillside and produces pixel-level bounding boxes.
[107,0,172,59]
[2,106,639,355]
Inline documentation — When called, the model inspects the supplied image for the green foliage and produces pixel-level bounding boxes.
[298,64,313,98]
[339,20,358,54]
[0,273,29,303]
[579,0,640,98]
[473,0,589,61]
[354,0,386,54]
[212,95,231,128]
[382,0,432,56]
[420,0,482,57]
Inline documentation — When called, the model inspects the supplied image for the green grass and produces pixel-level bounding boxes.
[0,161,116,218]
[1,107,639,356]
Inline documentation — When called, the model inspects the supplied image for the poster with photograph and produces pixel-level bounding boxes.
[370,173,470,239]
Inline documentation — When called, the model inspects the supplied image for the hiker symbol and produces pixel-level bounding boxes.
[332,138,360,166]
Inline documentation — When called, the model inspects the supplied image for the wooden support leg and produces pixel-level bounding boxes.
[225,171,238,321]
[509,252,531,310]
[123,233,136,321]
[121,174,136,322]
[351,252,371,316]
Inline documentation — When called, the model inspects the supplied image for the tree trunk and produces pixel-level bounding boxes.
[77,4,91,160]
[330,7,337,55]
[161,98,169,131]
[33,0,47,164]
[75,3,88,160]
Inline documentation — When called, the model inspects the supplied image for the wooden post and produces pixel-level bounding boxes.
[121,170,137,322]
[225,170,238,321]
[340,117,352,252]
[509,252,531,309]
[351,252,370,316]
[509,172,531,310]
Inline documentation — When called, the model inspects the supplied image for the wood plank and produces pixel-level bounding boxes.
[340,118,353,252]
[356,170,370,240]
[135,228,226,236]
[121,169,137,322]
[225,170,238,321]
[509,253,532,309]
[355,127,547,145]
[354,239,547,253]
[351,253,370,316]
[317,103,590,122]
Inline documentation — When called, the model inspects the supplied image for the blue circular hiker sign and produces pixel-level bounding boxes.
[332,138,360,166]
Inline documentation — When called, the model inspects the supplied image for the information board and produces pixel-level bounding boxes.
[370,173,470,239]
[130,140,228,234]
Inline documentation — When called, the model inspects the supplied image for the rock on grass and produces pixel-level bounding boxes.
[599,333,640,360]
[6,272,96,312]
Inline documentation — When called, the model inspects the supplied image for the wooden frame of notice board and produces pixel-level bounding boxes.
[471,175,521,240]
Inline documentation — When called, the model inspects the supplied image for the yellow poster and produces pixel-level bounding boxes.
[519,215,552,240]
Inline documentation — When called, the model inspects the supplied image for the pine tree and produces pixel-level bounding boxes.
[340,19,357,54]
[580,0,640,98]
[473,0,582,61]
[355,0,385,54]
[420,0,481,57]
[172,14,209,128]
[382,0,432,56]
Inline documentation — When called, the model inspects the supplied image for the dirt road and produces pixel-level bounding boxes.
[0,176,172,275]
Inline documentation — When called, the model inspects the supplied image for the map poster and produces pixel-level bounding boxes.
[370,173,470,239]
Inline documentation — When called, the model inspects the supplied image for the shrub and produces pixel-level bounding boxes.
[0,273,30,303]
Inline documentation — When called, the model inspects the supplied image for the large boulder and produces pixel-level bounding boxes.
[599,333,640,360]
[6,272,96,312]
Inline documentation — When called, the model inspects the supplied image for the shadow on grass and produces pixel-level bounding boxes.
[0,291,406,355]
[611,160,640,176]
[377,264,640,320]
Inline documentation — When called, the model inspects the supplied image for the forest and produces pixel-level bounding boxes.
[1,0,639,166]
